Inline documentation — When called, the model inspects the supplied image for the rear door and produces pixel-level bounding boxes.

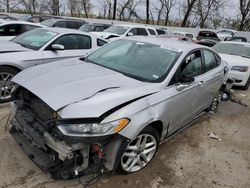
[197,49,225,109]
[42,34,93,63]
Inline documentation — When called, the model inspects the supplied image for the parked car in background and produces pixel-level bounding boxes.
[194,39,218,47]
[0,20,43,40]
[197,30,220,41]
[10,37,227,179]
[216,29,237,41]
[40,18,87,29]
[213,41,250,89]
[19,15,60,23]
[158,34,191,41]
[168,31,194,38]
[224,36,247,42]
[156,28,168,35]
[0,27,108,103]
[79,23,112,32]
[91,24,158,40]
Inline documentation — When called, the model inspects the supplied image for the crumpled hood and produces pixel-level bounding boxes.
[0,40,31,52]
[219,53,250,68]
[12,59,161,119]
[90,31,120,39]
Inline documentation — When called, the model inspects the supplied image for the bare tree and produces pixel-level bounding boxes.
[97,0,112,19]
[117,0,142,21]
[146,0,149,24]
[194,0,227,28]
[0,0,20,12]
[113,0,117,20]
[181,0,198,27]
[238,0,250,31]
[47,0,61,15]
[20,0,48,14]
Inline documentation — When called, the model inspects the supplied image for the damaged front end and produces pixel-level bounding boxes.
[10,87,128,180]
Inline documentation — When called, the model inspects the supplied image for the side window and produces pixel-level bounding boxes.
[203,50,218,72]
[148,29,156,35]
[22,25,39,32]
[5,24,22,36]
[52,34,91,50]
[129,28,138,35]
[0,25,7,36]
[66,21,76,29]
[181,50,203,77]
[137,28,148,36]
[54,21,66,28]
[156,29,165,35]
[97,39,107,46]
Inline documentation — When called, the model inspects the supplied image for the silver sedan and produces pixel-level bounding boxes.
[11,37,227,179]
[0,27,108,103]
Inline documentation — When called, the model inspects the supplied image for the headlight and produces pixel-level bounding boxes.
[57,118,130,137]
[231,66,249,72]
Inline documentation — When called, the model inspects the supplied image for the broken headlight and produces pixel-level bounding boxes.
[57,118,130,137]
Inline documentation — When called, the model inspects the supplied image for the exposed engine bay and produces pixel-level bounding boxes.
[10,87,127,180]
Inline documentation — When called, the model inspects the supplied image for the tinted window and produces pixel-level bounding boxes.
[0,24,22,36]
[148,29,156,35]
[22,24,40,32]
[97,39,107,46]
[181,51,203,77]
[54,21,66,28]
[137,28,148,36]
[53,34,91,50]
[156,29,165,35]
[203,50,217,72]
[66,21,76,29]
[129,28,137,35]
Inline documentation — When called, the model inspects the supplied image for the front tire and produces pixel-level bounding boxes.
[119,126,160,174]
[241,76,250,90]
[0,66,19,103]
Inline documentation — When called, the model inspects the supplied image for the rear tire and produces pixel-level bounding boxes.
[0,66,19,103]
[241,76,250,90]
[118,126,160,174]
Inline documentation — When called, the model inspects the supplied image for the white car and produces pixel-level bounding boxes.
[0,20,44,40]
[216,29,237,41]
[91,24,158,40]
[0,27,108,103]
[168,31,194,39]
[213,41,250,89]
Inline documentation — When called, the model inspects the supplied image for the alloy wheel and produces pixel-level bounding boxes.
[121,134,157,173]
[0,72,15,100]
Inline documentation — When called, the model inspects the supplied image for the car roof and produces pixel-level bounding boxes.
[0,19,42,26]
[116,24,156,30]
[48,18,86,22]
[123,36,203,53]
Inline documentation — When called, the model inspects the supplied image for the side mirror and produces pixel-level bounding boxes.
[51,44,65,51]
[179,75,195,84]
[127,32,133,36]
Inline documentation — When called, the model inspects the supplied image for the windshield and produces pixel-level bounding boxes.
[79,24,93,32]
[86,40,180,82]
[104,26,129,35]
[12,29,58,50]
[213,43,250,58]
[18,15,31,21]
[40,19,56,27]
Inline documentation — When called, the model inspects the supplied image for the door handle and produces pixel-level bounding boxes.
[198,81,205,85]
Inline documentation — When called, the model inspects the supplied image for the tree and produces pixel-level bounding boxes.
[47,0,61,15]
[181,0,198,27]
[117,0,142,21]
[194,0,227,28]
[238,0,250,31]
[113,0,117,20]
[0,0,20,12]
[146,0,149,24]
[97,0,112,19]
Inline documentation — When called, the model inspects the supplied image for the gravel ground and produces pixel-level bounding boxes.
[0,89,249,188]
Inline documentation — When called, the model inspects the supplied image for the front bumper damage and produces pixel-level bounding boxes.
[9,92,128,180]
